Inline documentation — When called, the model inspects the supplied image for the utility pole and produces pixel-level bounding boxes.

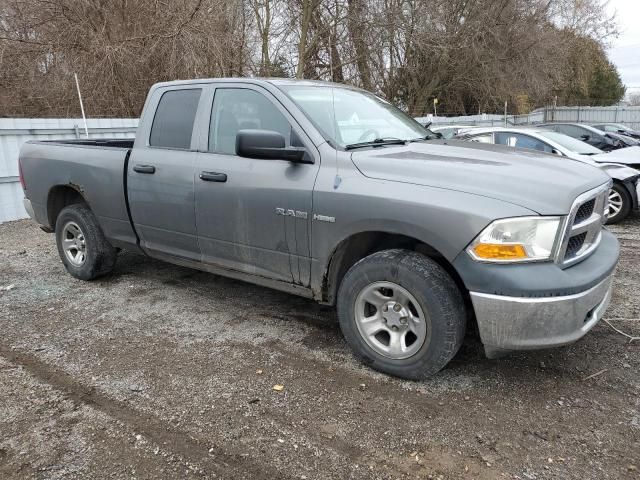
[504,101,508,127]
[74,73,89,138]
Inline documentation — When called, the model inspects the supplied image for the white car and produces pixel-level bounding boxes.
[455,127,640,224]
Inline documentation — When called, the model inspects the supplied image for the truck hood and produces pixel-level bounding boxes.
[592,146,640,166]
[350,140,610,214]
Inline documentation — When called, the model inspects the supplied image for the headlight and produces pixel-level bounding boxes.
[467,216,562,263]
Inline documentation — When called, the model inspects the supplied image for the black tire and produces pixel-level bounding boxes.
[55,203,117,280]
[337,249,466,380]
[605,183,631,225]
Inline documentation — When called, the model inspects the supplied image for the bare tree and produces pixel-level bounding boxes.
[0,0,624,117]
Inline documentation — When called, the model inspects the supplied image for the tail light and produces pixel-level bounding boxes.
[18,159,26,190]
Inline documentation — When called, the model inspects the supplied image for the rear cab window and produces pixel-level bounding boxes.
[149,89,202,149]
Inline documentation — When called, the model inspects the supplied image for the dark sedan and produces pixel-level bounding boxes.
[592,123,640,140]
[538,122,638,151]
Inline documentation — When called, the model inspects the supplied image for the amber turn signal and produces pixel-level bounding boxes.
[472,243,528,260]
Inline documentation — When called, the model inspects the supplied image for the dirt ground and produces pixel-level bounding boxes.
[0,214,638,480]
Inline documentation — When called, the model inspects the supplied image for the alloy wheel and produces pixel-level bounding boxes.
[61,221,87,266]
[607,188,623,218]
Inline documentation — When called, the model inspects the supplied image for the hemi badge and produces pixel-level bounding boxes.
[313,214,335,223]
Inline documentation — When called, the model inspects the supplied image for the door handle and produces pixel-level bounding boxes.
[199,171,227,182]
[133,164,156,174]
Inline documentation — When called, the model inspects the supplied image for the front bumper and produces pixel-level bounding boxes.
[471,274,613,358]
[455,228,619,358]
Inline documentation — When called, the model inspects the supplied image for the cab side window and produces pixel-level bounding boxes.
[495,133,553,153]
[149,89,202,149]
[209,88,291,155]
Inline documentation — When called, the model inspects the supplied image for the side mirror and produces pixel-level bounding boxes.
[551,148,563,156]
[236,129,311,163]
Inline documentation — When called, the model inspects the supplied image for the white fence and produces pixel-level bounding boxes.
[0,118,138,223]
[545,106,640,128]
[416,112,544,127]
[416,106,640,129]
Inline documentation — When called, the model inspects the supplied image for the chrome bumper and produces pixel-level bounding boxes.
[471,275,613,357]
[23,198,35,219]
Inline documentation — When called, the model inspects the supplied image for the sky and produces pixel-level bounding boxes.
[607,0,640,96]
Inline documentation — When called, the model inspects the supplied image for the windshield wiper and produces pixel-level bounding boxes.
[409,133,440,142]
[345,138,407,150]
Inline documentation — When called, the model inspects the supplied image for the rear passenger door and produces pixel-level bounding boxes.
[194,83,319,284]
[128,85,205,261]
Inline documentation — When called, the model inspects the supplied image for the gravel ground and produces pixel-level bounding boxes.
[0,214,639,479]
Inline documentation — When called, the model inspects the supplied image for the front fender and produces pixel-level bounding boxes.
[309,172,536,299]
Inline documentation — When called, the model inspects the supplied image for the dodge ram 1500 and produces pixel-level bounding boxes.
[19,78,619,379]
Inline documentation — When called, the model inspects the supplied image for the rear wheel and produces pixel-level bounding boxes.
[337,249,466,380]
[55,204,117,280]
[606,183,631,225]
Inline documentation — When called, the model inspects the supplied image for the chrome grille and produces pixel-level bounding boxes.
[574,199,595,224]
[565,232,587,259]
[556,183,610,267]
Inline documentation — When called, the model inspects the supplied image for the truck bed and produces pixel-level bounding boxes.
[19,139,138,250]
[35,138,135,149]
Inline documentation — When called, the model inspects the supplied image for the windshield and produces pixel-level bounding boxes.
[537,131,603,155]
[281,86,431,147]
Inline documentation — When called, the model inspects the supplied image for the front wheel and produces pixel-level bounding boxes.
[337,249,466,380]
[606,183,631,225]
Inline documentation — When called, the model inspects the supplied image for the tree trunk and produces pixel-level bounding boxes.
[347,0,371,90]
[296,0,314,79]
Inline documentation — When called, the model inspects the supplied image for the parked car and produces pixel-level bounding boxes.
[592,123,640,140]
[19,78,618,379]
[607,131,640,147]
[430,125,478,139]
[538,122,639,151]
[455,127,640,224]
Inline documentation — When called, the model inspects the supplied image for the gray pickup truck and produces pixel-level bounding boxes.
[19,78,619,379]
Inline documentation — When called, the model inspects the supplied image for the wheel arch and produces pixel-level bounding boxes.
[321,230,470,311]
[46,184,90,230]
[617,178,639,210]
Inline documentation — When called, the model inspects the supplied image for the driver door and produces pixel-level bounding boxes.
[194,84,320,284]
